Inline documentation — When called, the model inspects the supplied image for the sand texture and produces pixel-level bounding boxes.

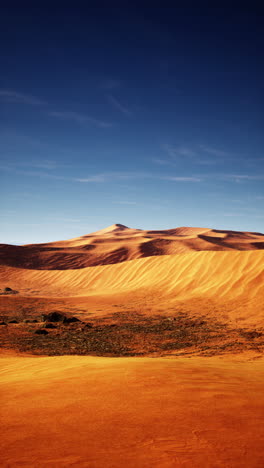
[0,224,264,466]
[1,354,264,467]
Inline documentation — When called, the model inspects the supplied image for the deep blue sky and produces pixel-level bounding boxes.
[1,4,264,244]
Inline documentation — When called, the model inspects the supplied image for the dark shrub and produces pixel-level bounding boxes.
[35,329,49,335]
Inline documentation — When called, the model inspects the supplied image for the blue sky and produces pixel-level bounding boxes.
[1,5,264,244]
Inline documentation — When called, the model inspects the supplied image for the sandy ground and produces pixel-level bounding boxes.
[1,353,264,468]
[1,225,263,466]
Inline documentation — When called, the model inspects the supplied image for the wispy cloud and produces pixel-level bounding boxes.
[0,89,46,106]
[0,159,72,171]
[77,173,202,184]
[17,170,68,180]
[0,89,112,129]
[223,213,244,217]
[75,174,107,183]
[161,143,218,166]
[152,158,172,166]
[75,171,146,183]
[162,144,196,158]
[224,174,264,182]
[100,79,121,89]
[107,95,132,116]
[76,171,201,184]
[113,201,137,205]
[48,111,112,128]
[199,145,229,158]
[162,176,202,182]
[2,165,204,185]
[0,165,69,180]
[0,169,144,184]
[24,160,61,170]
[160,143,232,166]
[49,217,81,223]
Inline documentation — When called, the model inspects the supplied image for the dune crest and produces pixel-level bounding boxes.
[0,224,263,270]
[91,223,130,235]
[2,250,263,299]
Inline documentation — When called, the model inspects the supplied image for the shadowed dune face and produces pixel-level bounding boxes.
[0,224,263,270]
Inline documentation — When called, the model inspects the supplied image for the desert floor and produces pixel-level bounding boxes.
[1,353,264,468]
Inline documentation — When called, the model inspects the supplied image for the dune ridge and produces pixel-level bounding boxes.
[0,224,263,270]
[1,250,263,304]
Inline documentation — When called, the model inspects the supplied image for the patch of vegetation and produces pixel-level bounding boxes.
[0,309,263,357]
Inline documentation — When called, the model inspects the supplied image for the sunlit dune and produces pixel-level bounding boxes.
[0,225,263,328]
[0,224,263,270]
[1,249,263,298]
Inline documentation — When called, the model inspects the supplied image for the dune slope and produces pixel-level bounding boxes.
[1,250,263,327]
[0,224,263,270]
[1,250,263,299]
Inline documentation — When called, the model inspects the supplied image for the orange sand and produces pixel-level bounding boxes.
[1,224,263,270]
[1,225,264,467]
[0,225,263,330]
[1,354,264,467]
[1,250,263,327]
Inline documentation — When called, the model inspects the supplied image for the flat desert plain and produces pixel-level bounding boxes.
[0,224,264,467]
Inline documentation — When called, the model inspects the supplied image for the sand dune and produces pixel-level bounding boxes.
[1,250,263,299]
[1,250,263,327]
[0,224,263,270]
[0,224,263,327]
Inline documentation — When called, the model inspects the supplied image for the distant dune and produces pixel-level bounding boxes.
[0,223,263,270]
[0,224,263,328]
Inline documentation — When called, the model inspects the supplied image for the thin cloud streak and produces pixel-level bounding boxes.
[200,145,229,157]
[1,165,203,184]
[161,144,220,166]
[113,201,137,205]
[107,95,132,116]
[162,144,196,158]
[75,171,147,183]
[0,89,46,106]
[0,165,69,180]
[0,159,72,170]
[162,176,202,182]
[152,156,217,167]
[100,79,121,89]
[49,111,112,128]
[152,158,172,166]
[0,89,112,128]
[18,170,68,180]
[77,172,202,183]
[224,174,264,181]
